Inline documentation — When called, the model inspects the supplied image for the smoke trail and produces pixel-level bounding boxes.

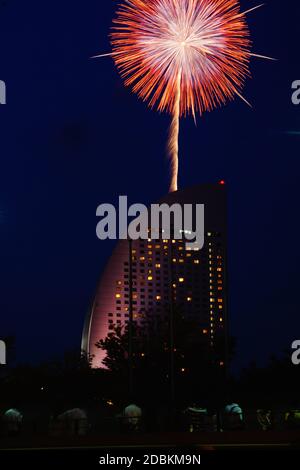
[168,69,182,193]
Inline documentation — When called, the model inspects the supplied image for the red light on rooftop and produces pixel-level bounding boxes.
[219,180,225,185]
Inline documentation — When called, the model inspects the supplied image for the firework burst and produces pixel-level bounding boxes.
[95,0,272,192]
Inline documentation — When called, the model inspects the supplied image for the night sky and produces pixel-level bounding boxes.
[0,0,299,371]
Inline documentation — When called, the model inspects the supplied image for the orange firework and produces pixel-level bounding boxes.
[95,0,272,192]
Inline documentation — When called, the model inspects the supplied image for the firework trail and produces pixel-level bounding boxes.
[94,0,273,192]
[168,68,181,192]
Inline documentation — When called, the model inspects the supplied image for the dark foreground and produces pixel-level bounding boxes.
[1,431,300,468]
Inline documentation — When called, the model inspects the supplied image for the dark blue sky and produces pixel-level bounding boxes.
[0,0,299,370]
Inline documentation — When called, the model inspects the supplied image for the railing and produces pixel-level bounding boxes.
[1,409,300,438]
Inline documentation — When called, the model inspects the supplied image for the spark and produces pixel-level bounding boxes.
[95,0,272,192]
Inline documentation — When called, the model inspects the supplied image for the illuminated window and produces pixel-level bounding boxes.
[148,251,153,255]
[155,263,161,269]
[220,318,223,322]
[203,329,208,334]
[155,244,160,249]
[186,253,191,257]
[194,260,200,265]
[220,361,224,367]
[179,277,184,283]
[172,283,176,288]
[173,258,177,263]
[115,294,121,299]
[117,281,122,286]
[140,256,145,261]
[147,276,153,281]
[217,299,223,303]
[217,268,222,272]
[207,232,212,237]
[179,259,184,264]
[156,295,161,301]
[187,297,192,302]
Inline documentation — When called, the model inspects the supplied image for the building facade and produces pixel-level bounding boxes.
[82,184,228,368]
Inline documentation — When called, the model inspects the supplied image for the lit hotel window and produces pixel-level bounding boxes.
[148,276,153,281]
[187,297,192,302]
[203,329,208,334]
[155,263,161,269]
[156,295,161,301]
[115,294,121,299]
[179,278,184,283]
[194,260,200,265]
